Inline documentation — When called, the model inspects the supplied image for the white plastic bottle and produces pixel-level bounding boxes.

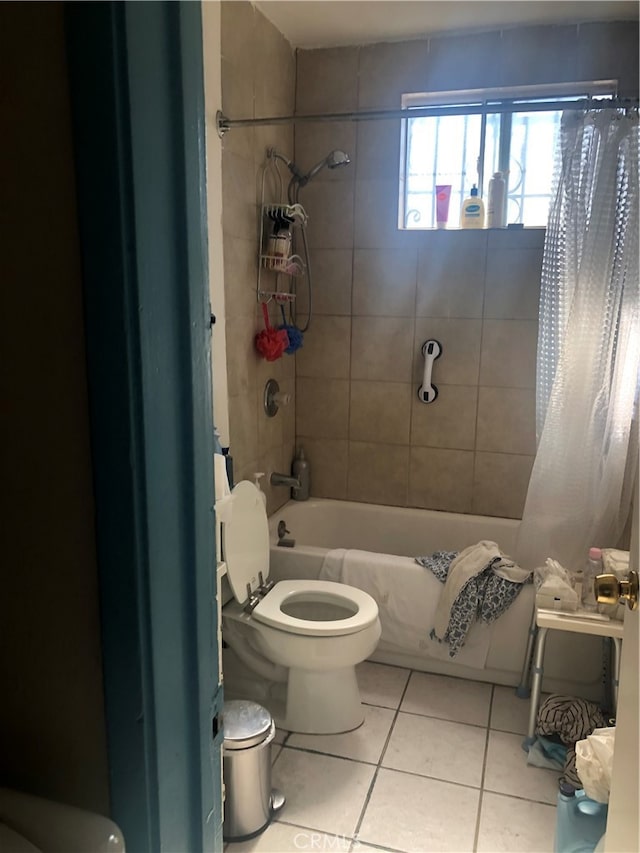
[582,547,602,611]
[487,171,506,228]
[253,472,267,507]
[460,184,485,228]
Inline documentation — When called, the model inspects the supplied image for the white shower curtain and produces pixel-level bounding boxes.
[517,109,639,572]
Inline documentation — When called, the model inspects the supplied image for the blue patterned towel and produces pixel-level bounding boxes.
[416,548,528,657]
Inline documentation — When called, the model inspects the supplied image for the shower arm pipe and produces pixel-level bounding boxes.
[216,97,638,135]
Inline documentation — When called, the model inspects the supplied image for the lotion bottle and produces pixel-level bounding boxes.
[487,171,506,228]
[460,184,485,228]
[253,472,267,507]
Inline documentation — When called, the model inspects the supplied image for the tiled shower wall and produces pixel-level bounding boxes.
[220,1,297,514]
[293,20,638,518]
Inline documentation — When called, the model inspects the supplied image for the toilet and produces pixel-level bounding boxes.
[221,481,381,734]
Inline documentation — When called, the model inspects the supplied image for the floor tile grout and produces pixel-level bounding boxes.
[351,666,413,843]
[246,665,559,851]
[472,683,495,852]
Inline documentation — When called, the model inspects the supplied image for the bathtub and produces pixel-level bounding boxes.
[268,498,603,697]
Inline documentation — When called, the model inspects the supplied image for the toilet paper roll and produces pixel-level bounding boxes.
[214,452,231,501]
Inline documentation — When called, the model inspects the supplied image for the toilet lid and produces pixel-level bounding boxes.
[222,480,270,604]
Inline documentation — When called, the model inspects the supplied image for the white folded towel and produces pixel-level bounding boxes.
[320,548,492,669]
[601,548,630,576]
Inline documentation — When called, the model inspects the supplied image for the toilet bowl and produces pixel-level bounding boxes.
[221,481,381,734]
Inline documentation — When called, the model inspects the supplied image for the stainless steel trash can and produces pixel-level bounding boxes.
[222,700,285,841]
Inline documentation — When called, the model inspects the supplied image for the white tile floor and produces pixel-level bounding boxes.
[226,663,559,853]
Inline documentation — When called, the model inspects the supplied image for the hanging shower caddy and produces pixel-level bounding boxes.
[256,152,307,306]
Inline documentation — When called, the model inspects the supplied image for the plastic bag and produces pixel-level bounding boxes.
[534,558,578,611]
[575,727,616,803]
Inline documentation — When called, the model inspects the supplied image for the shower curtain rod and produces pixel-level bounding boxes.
[216,96,638,135]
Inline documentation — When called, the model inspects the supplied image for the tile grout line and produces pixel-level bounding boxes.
[350,668,414,844]
[472,683,495,852]
[268,673,557,850]
[470,230,490,512]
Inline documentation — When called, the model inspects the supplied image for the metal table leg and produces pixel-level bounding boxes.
[525,625,548,747]
[516,604,538,699]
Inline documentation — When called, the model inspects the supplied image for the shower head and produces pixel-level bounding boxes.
[269,147,351,187]
[300,149,351,185]
[326,150,351,170]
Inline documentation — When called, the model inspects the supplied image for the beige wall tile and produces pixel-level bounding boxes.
[354,180,415,249]
[221,57,254,119]
[487,229,545,250]
[235,455,260,487]
[576,22,639,98]
[347,442,409,506]
[296,315,351,379]
[476,387,536,455]
[222,125,255,164]
[260,443,293,516]
[353,249,417,317]
[254,8,295,118]
[280,371,296,446]
[224,236,258,318]
[221,1,255,67]
[351,317,414,382]
[416,234,486,318]
[425,31,504,91]
[303,180,355,249]
[411,385,478,451]
[358,41,430,109]
[296,249,353,316]
[413,318,482,386]
[498,25,578,87]
[296,47,359,113]
[257,382,284,456]
[480,320,537,388]
[221,149,258,241]
[349,381,411,445]
[228,392,258,476]
[296,377,349,439]
[472,452,534,519]
[294,121,356,183]
[484,248,542,320]
[408,447,474,513]
[226,315,259,397]
[356,120,402,181]
[302,438,349,499]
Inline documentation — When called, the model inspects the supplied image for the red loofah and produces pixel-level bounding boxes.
[255,302,289,361]
[255,327,289,361]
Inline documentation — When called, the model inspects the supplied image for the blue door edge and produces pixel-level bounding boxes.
[66,2,222,850]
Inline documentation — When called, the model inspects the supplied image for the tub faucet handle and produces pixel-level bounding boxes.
[277,520,290,539]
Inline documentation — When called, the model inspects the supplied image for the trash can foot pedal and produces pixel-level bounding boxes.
[271,789,286,814]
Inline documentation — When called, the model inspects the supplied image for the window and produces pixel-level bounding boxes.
[399,82,616,229]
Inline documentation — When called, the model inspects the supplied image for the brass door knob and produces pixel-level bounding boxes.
[595,571,639,611]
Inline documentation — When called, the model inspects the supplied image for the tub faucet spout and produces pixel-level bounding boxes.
[270,472,301,493]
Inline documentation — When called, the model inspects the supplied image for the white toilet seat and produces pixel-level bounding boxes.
[252,579,378,637]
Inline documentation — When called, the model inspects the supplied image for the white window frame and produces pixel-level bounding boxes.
[399,80,617,229]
